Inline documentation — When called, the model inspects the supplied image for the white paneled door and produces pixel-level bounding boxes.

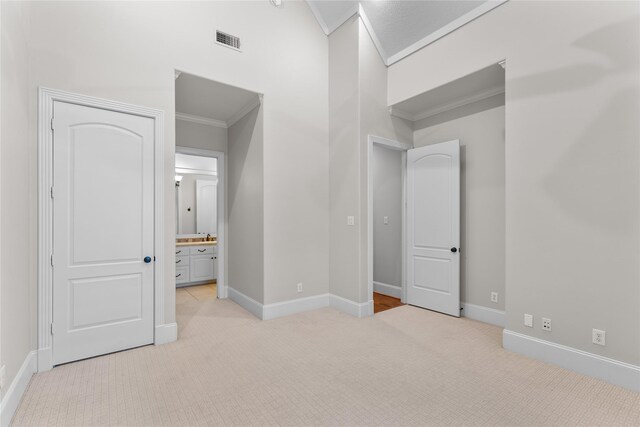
[406,140,460,317]
[196,179,217,235]
[52,101,155,365]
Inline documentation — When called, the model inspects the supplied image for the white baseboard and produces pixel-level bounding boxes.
[154,323,178,345]
[217,284,228,299]
[1,351,37,427]
[330,294,373,318]
[228,288,375,320]
[228,287,264,319]
[373,281,402,299]
[503,330,640,392]
[461,302,505,327]
[36,347,52,372]
[263,294,330,320]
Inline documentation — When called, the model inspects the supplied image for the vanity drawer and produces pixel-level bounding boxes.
[175,265,190,284]
[175,255,189,266]
[190,245,214,255]
[174,247,188,257]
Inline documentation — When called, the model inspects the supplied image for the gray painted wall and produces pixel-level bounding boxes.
[329,17,361,303]
[228,106,264,303]
[372,146,403,292]
[1,0,329,394]
[390,0,640,365]
[329,16,413,305]
[0,0,33,401]
[176,120,227,153]
[414,101,506,311]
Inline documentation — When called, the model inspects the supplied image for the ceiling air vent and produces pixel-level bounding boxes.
[216,30,241,51]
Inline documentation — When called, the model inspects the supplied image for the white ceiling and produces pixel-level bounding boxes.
[306,0,507,65]
[390,62,505,121]
[175,72,261,127]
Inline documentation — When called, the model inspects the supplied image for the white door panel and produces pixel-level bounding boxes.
[190,254,215,282]
[196,180,217,235]
[407,140,460,316]
[52,101,155,365]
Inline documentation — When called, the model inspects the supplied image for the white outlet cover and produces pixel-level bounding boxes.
[347,216,355,226]
[490,292,498,303]
[542,317,552,331]
[524,314,533,328]
[383,216,389,225]
[592,329,606,346]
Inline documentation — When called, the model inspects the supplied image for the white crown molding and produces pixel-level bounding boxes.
[388,106,415,122]
[358,4,388,66]
[307,1,508,67]
[386,0,509,66]
[305,0,330,35]
[390,85,505,122]
[175,112,228,129]
[503,330,640,392]
[226,95,262,128]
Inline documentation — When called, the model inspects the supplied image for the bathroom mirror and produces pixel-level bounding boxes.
[175,153,218,237]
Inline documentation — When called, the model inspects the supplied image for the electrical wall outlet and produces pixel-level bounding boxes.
[524,314,533,328]
[0,365,5,390]
[542,317,552,331]
[347,216,355,226]
[592,329,606,346]
[490,292,498,303]
[297,283,303,293]
[383,216,389,225]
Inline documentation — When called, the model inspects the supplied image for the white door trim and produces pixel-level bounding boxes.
[37,87,165,372]
[175,146,227,299]
[367,135,412,310]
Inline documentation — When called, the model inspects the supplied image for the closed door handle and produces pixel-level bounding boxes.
[198,249,206,253]
[176,250,182,255]
[144,256,152,263]
[176,259,182,264]
[176,273,181,278]
[450,247,458,253]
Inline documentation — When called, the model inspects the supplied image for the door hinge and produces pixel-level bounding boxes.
[50,254,54,267]
[50,118,54,131]
[50,187,54,199]
[50,323,54,335]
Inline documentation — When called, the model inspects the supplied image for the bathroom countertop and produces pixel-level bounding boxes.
[175,241,217,247]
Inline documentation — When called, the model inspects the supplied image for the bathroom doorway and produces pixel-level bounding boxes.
[174,70,262,307]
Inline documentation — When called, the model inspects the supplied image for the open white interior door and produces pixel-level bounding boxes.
[406,140,460,317]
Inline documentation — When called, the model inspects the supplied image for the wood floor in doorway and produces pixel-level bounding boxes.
[373,292,404,314]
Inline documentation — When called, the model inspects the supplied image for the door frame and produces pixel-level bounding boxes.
[37,87,166,372]
[367,135,412,309]
[175,146,227,299]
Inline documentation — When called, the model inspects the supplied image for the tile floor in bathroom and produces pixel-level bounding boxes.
[176,282,217,303]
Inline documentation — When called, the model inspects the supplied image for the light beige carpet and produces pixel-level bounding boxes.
[12,295,640,426]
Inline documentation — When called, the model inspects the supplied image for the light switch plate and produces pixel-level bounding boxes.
[383,216,389,225]
[347,216,355,226]
[524,314,533,328]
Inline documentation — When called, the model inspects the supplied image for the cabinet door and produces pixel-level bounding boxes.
[176,265,190,285]
[190,254,214,282]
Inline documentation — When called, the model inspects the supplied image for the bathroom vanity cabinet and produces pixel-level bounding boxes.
[175,244,217,286]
